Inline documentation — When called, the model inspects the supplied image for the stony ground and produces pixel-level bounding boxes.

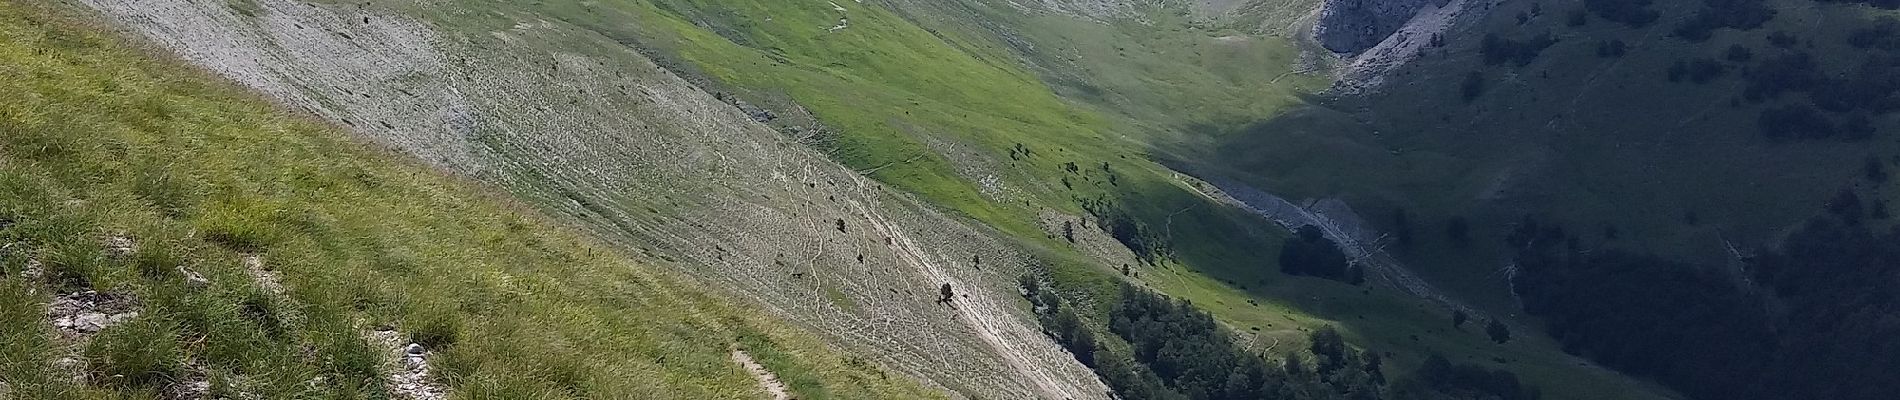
[76,0,1108,397]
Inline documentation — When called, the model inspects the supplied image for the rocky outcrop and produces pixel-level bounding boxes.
[1314,0,1448,54]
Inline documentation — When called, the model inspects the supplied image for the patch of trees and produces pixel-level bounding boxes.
[1585,0,1659,27]
[1460,72,1486,103]
[1758,104,1842,141]
[1028,278,1543,399]
[1081,198,1172,265]
[1484,320,1511,344]
[1666,58,1727,84]
[1813,0,1900,10]
[1509,208,1900,400]
[1742,46,1899,141]
[1594,40,1627,58]
[1724,45,1753,62]
[1808,56,1900,115]
[1029,281,1385,399]
[1280,226,1365,285]
[1388,354,1540,400]
[1672,0,1776,42]
[1480,33,1557,67]
[1108,284,1390,399]
[1390,209,1413,249]
[1848,17,1900,50]
[1741,52,1821,101]
[1445,217,1471,247]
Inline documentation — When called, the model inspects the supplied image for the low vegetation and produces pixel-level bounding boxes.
[1278,227,1364,285]
[1510,199,1900,400]
[0,3,933,398]
[1026,279,1542,400]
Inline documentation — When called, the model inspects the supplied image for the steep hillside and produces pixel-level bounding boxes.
[1182,0,1900,398]
[520,0,1670,398]
[43,0,1865,396]
[70,0,1109,397]
[0,2,937,398]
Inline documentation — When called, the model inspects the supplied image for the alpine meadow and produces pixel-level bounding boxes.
[1,0,1895,399]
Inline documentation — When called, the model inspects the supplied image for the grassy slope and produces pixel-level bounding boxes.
[0,2,938,398]
[514,1,1676,399]
[1208,0,1900,314]
[1171,0,1900,397]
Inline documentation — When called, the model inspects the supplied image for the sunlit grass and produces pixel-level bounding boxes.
[0,2,938,398]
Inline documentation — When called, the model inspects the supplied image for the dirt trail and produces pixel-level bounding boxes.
[731,350,793,400]
[838,176,1091,400]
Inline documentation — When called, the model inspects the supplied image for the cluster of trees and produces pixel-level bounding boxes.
[1460,72,1486,103]
[1280,226,1365,285]
[1742,30,1900,141]
[1508,201,1900,399]
[1081,197,1172,265]
[1594,39,1628,58]
[1757,104,1872,141]
[1480,33,1558,67]
[1108,284,1387,399]
[1672,0,1776,42]
[1665,58,1727,84]
[1025,280,1539,399]
[1815,0,1900,9]
[1848,16,1900,50]
[1585,0,1659,27]
[1388,354,1539,400]
[1026,281,1383,399]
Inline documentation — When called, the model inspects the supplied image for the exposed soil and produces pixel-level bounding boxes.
[731,349,792,400]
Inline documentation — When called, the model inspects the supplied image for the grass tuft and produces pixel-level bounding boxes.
[84,316,185,389]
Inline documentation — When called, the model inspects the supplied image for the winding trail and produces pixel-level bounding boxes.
[731,350,792,400]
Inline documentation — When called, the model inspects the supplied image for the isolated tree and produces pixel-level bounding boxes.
[939,283,954,304]
[1828,188,1864,225]
[1280,226,1354,283]
[1487,319,1513,344]
[1019,274,1041,299]
[1461,72,1486,102]
[1865,156,1888,183]
[1447,217,1471,247]
[1311,326,1348,374]
[1392,208,1414,248]
[1726,45,1754,62]
[1453,310,1470,329]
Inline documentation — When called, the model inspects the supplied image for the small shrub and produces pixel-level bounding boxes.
[85,316,185,389]
[409,311,462,349]
[1596,40,1628,58]
[1759,104,1837,141]
[1586,0,1659,27]
[132,240,184,281]
[131,168,198,217]
[1486,319,1513,343]
[1461,72,1486,103]
[1725,45,1754,62]
[238,291,288,338]
[314,328,384,390]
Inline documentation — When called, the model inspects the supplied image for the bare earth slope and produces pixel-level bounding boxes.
[75,0,1106,398]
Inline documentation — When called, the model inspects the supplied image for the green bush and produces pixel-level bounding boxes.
[85,316,185,389]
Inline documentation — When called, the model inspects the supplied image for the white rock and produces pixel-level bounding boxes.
[73,313,110,333]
